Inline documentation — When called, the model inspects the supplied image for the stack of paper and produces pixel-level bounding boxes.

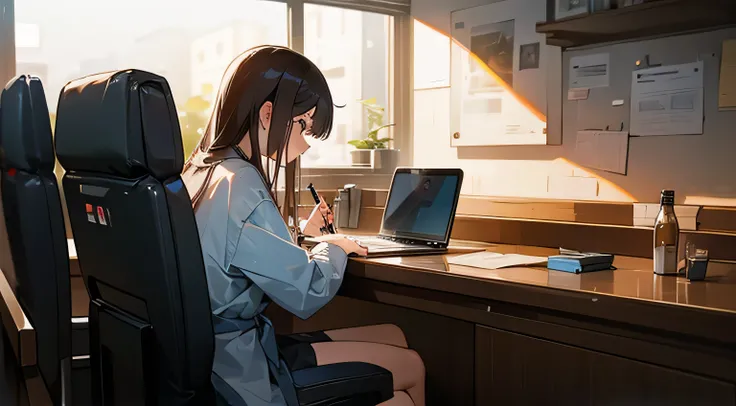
[447,251,547,270]
[632,204,700,230]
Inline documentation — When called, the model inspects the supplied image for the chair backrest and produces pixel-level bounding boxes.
[0,75,71,404]
[54,70,215,405]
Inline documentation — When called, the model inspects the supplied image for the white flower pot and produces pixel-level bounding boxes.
[350,149,399,169]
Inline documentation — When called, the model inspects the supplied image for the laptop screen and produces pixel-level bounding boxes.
[380,170,462,243]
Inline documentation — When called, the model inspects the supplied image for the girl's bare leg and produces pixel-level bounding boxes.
[380,391,414,406]
[324,324,408,348]
[311,341,425,406]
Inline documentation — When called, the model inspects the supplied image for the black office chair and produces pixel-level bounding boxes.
[0,75,72,405]
[54,69,393,406]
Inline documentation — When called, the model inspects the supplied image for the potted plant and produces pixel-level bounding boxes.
[348,98,398,168]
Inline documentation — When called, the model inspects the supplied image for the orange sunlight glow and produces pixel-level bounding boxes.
[413,18,546,123]
[413,18,636,203]
[555,158,637,202]
[456,42,547,123]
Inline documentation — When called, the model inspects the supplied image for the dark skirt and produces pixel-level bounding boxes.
[276,331,332,371]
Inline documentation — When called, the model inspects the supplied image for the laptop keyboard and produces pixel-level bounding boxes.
[357,236,425,250]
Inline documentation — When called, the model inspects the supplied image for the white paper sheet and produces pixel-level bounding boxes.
[574,130,629,175]
[569,53,610,89]
[447,251,547,270]
[630,61,704,136]
[567,88,590,100]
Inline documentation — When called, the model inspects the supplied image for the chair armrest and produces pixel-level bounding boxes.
[0,268,36,366]
[292,362,393,405]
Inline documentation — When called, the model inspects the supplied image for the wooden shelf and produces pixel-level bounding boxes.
[536,0,736,48]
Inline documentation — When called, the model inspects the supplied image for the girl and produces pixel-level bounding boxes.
[181,46,425,406]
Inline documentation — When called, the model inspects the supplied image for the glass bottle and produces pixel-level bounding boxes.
[653,190,679,275]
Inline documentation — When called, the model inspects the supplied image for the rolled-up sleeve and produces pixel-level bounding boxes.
[229,201,348,320]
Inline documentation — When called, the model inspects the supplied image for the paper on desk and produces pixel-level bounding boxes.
[574,130,629,175]
[630,61,704,136]
[569,53,609,89]
[447,251,547,270]
[718,39,736,110]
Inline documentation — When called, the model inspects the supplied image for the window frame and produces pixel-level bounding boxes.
[0,0,411,188]
[290,0,412,177]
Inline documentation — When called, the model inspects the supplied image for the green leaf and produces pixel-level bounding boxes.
[348,139,376,149]
[373,123,395,133]
[358,97,377,105]
[347,140,367,149]
[377,137,393,143]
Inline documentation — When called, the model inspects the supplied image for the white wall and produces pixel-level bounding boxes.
[411,0,636,202]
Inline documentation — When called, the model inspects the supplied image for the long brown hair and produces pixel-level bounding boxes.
[184,46,334,222]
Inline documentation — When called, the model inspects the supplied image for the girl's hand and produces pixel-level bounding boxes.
[314,234,368,256]
[302,196,332,237]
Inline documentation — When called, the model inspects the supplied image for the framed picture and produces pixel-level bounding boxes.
[450,0,550,147]
[519,42,540,71]
[555,0,589,20]
[468,20,515,89]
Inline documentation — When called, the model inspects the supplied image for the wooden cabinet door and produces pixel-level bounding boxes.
[475,325,735,406]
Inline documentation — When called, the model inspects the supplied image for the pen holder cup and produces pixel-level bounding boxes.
[333,186,361,229]
[685,242,709,281]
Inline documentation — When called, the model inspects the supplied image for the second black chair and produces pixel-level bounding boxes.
[0,74,72,405]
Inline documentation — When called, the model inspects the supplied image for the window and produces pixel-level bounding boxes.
[15,23,41,49]
[13,0,288,159]
[413,19,450,89]
[301,3,392,168]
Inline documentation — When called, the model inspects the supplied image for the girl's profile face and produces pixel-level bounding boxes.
[286,106,316,163]
[255,103,318,164]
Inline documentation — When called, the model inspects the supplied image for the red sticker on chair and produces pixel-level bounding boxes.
[96,206,107,226]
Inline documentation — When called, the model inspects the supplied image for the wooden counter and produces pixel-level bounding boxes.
[62,238,736,405]
[267,245,736,406]
[351,246,736,343]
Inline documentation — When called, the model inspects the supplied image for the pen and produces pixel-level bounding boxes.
[307,183,336,234]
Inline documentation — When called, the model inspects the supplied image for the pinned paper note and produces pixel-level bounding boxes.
[574,130,629,175]
[630,61,704,136]
[570,53,610,89]
[568,88,590,101]
[718,39,736,110]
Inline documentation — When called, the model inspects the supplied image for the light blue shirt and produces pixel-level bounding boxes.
[183,156,347,405]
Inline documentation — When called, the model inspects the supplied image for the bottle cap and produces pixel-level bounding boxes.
[660,190,675,205]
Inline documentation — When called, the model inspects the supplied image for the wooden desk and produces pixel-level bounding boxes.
[267,245,736,406]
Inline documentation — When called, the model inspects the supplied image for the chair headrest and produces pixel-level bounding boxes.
[55,70,184,180]
[0,75,55,173]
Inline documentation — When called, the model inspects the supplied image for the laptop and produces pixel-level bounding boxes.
[340,168,464,258]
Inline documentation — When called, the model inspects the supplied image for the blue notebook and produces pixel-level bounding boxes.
[547,251,615,274]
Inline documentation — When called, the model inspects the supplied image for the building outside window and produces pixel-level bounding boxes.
[10,0,402,172]
[13,0,288,160]
[302,3,392,168]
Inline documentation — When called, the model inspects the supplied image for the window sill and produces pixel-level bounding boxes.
[300,164,395,190]
[301,162,397,175]
[301,164,374,171]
